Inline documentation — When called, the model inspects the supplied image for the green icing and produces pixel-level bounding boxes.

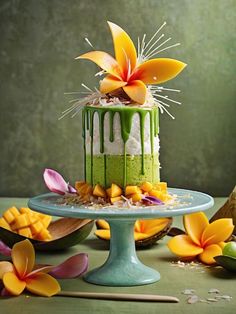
[82,105,159,188]
[86,154,160,187]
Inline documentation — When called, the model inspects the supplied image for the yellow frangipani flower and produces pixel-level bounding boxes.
[0,239,60,296]
[76,21,186,104]
[168,212,234,265]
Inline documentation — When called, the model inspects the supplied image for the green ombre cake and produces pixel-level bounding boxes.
[83,104,160,189]
[69,21,186,204]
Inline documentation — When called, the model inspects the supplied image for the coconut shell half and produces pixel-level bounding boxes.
[0,218,94,251]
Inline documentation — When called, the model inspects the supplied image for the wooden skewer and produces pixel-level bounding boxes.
[57,291,179,303]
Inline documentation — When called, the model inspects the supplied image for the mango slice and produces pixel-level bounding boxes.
[155,182,167,192]
[140,181,153,192]
[0,207,53,242]
[0,217,11,231]
[110,183,122,197]
[129,193,142,202]
[110,196,122,204]
[125,186,139,195]
[93,184,106,198]
[74,180,171,205]
[96,218,172,247]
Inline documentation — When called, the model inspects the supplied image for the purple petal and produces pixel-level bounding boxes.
[43,168,70,195]
[68,184,77,194]
[49,253,88,279]
[27,265,54,278]
[0,241,11,256]
[142,195,164,205]
[1,288,12,297]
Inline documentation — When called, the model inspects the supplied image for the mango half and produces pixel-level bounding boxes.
[95,218,172,247]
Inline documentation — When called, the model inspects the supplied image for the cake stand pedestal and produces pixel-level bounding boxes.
[28,188,214,286]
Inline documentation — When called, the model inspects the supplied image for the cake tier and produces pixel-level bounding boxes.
[82,105,160,188]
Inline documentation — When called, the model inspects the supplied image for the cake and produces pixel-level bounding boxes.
[45,21,186,207]
[83,100,160,188]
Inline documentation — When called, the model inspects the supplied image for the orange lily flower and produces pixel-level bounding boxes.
[0,239,60,296]
[76,21,186,104]
[168,212,234,264]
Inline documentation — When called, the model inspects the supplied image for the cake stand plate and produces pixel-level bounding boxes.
[28,188,214,286]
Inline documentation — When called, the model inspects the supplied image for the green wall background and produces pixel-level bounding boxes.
[0,0,235,197]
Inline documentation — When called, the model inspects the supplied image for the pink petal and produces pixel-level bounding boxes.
[0,241,11,256]
[43,168,70,195]
[1,287,12,297]
[49,253,88,279]
[26,265,54,278]
[68,185,77,194]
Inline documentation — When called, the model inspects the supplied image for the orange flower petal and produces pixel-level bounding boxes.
[0,261,14,280]
[76,51,122,79]
[100,75,127,94]
[136,58,186,84]
[123,80,147,104]
[218,241,226,249]
[198,244,222,265]
[107,21,137,74]
[26,273,61,297]
[167,234,203,257]
[201,218,234,247]
[12,239,35,278]
[3,272,26,296]
[183,212,209,246]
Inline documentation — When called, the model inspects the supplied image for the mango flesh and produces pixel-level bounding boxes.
[75,180,171,205]
[95,218,172,247]
[0,207,52,241]
[93,184,106,198]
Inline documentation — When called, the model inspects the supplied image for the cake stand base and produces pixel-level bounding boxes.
[28,188,214,287]
[84,219,160,286]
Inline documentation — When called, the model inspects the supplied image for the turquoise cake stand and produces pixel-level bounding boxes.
[28,188,214,287]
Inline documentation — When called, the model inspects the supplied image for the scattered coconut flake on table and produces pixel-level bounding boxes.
[182,289,195,295]
[187,295,199,304]
[208,288,220,294]
[182,288,233,304]
[206,298,218,302]
[171,260,208,273]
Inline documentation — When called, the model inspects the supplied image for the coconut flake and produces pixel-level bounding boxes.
[187,295,199,304]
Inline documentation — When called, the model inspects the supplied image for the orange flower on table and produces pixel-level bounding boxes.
[76,21,186,104]
[0,239,60,296]
[167,212,234,265]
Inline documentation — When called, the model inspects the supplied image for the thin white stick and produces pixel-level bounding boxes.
[68,99,79,103]
[81,83,93,92]
[140,33,146,58]
[64,91,91,95]
[147,43,180,58]
[144,21,167,50]
[84,37,94,49]
[95,70,105,77]
[156,101,175,119]
[144,34,165,56]
[137,36,140,58]
[153,93,181,105]
[155,87,181,93]
[156,99,170,107]
[145,37,172,59]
